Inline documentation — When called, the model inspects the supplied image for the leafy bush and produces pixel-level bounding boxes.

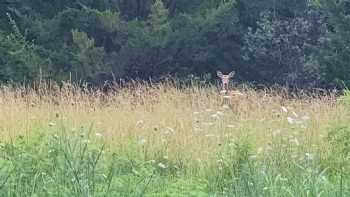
[243,6,325,87]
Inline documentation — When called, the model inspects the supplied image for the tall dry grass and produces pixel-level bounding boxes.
[0,82,350,196]
[0,82,344,164]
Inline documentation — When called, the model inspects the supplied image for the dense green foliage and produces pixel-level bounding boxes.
[0,121,349,196]
[0,0,349,87]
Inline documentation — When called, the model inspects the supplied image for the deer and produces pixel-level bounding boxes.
[217,71,245,109]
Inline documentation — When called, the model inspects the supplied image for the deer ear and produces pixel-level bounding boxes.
[228,71,235,78]
[217,71,223,78]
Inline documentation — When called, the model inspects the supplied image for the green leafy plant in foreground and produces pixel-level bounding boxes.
[0,122,350,196]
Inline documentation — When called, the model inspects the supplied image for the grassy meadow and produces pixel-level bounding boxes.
[0,82,349,196]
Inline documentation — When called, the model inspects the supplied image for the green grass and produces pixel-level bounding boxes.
[0,83,349,196]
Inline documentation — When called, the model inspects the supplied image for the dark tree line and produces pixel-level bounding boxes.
[0,0,349,88]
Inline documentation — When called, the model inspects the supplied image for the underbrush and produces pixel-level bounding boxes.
[0,127,210,196]
[0,126,349,196]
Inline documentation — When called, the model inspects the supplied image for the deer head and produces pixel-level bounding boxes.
[217,71,235,92]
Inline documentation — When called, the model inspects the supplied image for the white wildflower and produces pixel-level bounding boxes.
[82,139,90,144]
[281,106,288,113]
[292,111,299,118]
[95,133,103,138]
[305,153,314,160]
[132,169,140,175]
[205,134,216,138]
[216,111,224,116]
[287,117,294,124]
[48,122,56,127]
[138,138,147,145]
[149,160,156,164]
[136,120,144,127]
[222,105,230,109]
[164,127,175,135]
[249,155,257,160]
[280,177,288,181]
[227,124,235,128]
[234,91,244,96]
[211,114,220,119]
[158,162,167,169]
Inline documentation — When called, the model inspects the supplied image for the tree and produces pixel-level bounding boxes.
[0,14,48,83]
[243,5,326,87]
[70,29,111,82]
[149,0,171,48]
[169,0,242,76]
[318,0,350,87]
[118,0,173,78]
[0,0,344,88]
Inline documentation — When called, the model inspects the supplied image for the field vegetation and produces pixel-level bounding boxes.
[0,82,349,196]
